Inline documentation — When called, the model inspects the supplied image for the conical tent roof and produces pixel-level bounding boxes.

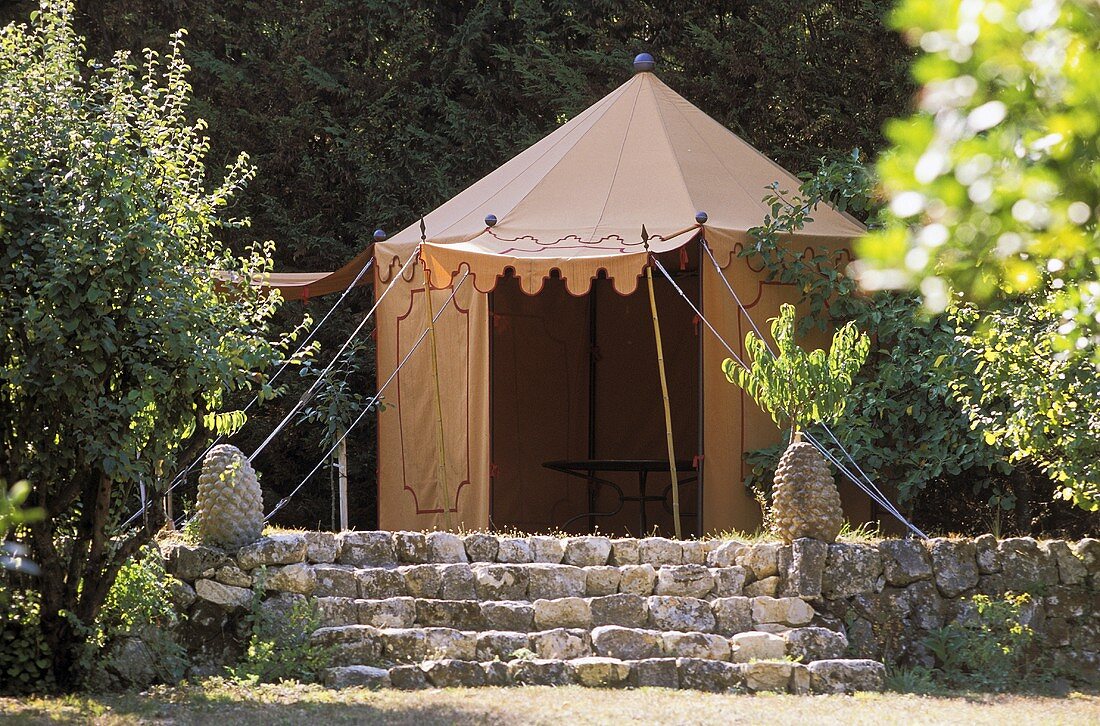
[271,67,864,298]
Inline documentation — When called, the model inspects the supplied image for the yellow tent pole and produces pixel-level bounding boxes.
[418,238,454,530]
[643,226,681,540]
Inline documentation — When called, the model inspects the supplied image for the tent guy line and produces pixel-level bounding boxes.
[697,241,925,538]
[652,255,927,539]
[265,270,472,522]
[248,251,420,464]
[120,255,379,530]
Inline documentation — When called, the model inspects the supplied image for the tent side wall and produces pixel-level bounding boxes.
[375,269,491,531]
[701,254,771,533]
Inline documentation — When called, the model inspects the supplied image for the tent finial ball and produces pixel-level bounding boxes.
[695,211,708,224]
[633,53,656,73]
[485,214,498,228]
[373,228,387,241]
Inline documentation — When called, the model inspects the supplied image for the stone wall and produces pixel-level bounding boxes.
[159,532,1099,688]
[774,535,1098,677]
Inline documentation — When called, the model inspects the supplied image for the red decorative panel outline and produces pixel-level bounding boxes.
[395,286,472,515]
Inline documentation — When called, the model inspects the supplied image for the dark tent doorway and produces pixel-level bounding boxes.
[489,251,700,536]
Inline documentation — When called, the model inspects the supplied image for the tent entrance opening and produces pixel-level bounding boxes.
[489,261,700,537]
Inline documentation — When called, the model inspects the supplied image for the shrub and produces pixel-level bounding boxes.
[0,586,54,694]
[93,547,189,687]
[741,152,1040,534]
[922,592,1039,691]
[858,0,1100,511]
[227,568,333,683]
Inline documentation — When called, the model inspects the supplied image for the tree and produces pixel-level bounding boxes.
[856,0,1100,511]
[0,2,292,687]
[294,340,380,530]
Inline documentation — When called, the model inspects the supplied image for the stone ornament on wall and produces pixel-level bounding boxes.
[195,444,264,551]
[771,437,845,543]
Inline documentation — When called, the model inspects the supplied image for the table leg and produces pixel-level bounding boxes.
[587,468,596,534]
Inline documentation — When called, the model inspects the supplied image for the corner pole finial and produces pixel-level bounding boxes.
[419,217,427,243]
[641,223,650,253]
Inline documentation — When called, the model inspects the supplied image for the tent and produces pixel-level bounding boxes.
[270,57,870,536]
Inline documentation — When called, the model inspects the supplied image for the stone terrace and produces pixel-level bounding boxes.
[161,532,1100,692]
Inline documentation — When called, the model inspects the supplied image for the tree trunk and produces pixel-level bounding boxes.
[27,470,163,692]
[1011,467,1033,536]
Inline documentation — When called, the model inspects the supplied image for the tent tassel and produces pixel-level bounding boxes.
[643,226,681,539]
[419,233,455,530]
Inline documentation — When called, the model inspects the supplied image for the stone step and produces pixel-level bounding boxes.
[305,562,761,601]
[338,532,732,569]
[312,594,817,635]
[321,656,887,694]
[181,531,770,575]
[310,624,848,666]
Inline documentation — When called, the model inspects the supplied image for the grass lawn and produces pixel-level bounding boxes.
[1,681,1097,725]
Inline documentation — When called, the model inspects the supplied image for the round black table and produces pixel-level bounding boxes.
[542,458,697,534]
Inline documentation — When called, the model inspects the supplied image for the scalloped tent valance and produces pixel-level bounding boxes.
[268,70,864,299]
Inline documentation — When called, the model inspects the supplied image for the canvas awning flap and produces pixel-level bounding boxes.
[267,246,374,300]
[420,223,699,295]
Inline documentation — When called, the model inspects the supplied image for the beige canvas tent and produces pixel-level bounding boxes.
[270,58,869,536]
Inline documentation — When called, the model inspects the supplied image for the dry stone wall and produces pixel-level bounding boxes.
[160,532,1099,691]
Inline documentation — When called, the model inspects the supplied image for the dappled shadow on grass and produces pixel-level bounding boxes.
[1,685,514,726]
[3,683,1100,726]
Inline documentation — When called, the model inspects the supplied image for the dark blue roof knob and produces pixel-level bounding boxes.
[633,53,656,73]
[695,211,708,224]
[373,228,386,241]
[485,214,498,227]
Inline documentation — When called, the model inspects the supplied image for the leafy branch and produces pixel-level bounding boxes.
[723,303,869,433]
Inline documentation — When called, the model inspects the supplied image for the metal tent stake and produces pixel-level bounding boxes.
[643,225,682,539]
[419,223,455,529]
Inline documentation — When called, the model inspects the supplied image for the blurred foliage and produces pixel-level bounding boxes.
[857,0,1099,511]
[723,303,870,432]
[1,479,43,574]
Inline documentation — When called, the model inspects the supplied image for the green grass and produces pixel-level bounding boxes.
[2,681,1097,725]
[708,520,885,544]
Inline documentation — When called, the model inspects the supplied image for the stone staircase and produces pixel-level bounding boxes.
[253,532,889,692]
